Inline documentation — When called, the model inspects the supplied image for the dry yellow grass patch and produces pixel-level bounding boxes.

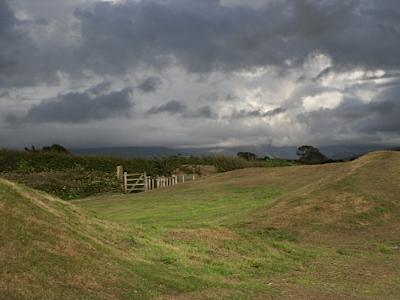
[166,228,238,242]
[1,179,63,217]
[156,288,233,300]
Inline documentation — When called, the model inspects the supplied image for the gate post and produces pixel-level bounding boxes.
[123,172,128,193]
[117,166,124,181]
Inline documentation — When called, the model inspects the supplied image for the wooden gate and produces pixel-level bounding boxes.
[123,172,147,193]
[118,166,196,194]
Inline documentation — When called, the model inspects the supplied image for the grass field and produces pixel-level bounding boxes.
[1,151,400,299]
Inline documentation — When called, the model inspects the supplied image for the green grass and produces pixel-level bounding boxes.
[2,151,400,299]
[0,177,308,299]
[77,185,282,228]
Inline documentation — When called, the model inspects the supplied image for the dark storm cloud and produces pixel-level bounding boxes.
[356,87,400,134]
[137,77,163,93]
[1,0,400,87]
[25,88,133,123]
[194,106,217,119]
[0,0,22,75]
[2,0,400,148]
[0,0,16,36]
[232,107,286,119]
[88,81,112,95]
[147,100,186,115]
[0,0,67,88]
[147,100,216,119]
[72,0,400,74]
[4,113,17,124]
[298,85,400,138]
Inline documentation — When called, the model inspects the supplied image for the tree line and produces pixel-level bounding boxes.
[238,145,329,164]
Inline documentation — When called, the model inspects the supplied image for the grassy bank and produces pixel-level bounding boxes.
[75,151,400,299]
[2,151,400,299]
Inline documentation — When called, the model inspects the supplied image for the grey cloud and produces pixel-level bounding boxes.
[313,67,334,82]
[72,0,400,75]
[297,86,400,141]
[2,0,400,88]
[232,107,286,118]
[1,0,400,148]
[4,113,18,124]
[137,77,163,93]
[314,68,400,83]
[0,0,22,75]
[194,106,217,119]
[147,100,216,119]
[377,80,400,89]
[357,87,400,134]
[88,81,112,95]
[147,100,187,115]
[183,106,217,119]
[0,0,16,35]
[25,88,133,123]
[225,94,240,102]
[0,90,10,98]
[0,0,70,88]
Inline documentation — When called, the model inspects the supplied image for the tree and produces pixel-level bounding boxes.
[237,152,257,161]
[296,145,327,164]
[24,145,39,153]
[42,144,70,154]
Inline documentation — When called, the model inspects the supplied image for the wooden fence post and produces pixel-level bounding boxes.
[123,172,128,193]
[144,172,148,191]
[117,166,124,181]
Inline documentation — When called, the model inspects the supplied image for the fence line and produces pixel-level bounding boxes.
[145,175,179,191]
[119,166,194,194]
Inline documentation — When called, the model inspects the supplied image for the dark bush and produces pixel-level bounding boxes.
[296,145,328,164]
[237,152,257,161]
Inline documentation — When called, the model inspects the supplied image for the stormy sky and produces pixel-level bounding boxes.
[1,0,400,149]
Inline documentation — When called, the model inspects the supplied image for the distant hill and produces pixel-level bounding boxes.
[71,144,399,160]
[72,146,180,157]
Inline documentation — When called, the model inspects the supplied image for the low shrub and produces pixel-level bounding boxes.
[3,171,121,200]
